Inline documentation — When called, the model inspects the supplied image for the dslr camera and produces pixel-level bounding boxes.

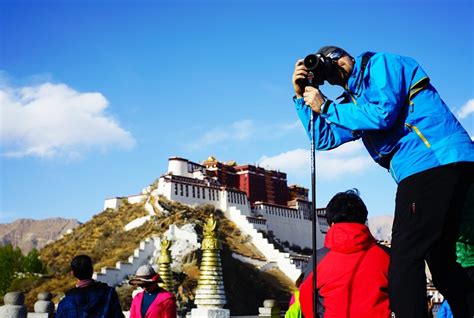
[300,53,336,88]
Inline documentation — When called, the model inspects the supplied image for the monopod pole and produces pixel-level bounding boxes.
[310,111,318,318]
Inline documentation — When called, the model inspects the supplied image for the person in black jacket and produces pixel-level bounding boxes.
[56,255,124,318]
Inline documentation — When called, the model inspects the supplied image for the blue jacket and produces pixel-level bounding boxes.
[295,51,474,183]
[56,282,124,318]
[437,300,453,318]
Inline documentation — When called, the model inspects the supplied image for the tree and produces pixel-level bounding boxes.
[0,245,47,297]
[0,244,23,295]
[23,249,46,274]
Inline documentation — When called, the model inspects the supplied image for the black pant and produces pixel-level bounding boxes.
[388,163,474,318]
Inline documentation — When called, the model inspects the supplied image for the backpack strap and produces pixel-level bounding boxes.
[302,247,330,280]
[354,52,374,94]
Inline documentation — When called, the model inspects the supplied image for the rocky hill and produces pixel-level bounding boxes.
[22,197,293,315]
[0,218,81,253]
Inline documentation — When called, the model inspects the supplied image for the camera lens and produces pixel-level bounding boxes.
[304,54,320,71]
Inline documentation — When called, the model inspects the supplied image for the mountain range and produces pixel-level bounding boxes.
[0,217,81,253]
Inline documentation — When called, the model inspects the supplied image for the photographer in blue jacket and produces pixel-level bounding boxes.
[292,46,474,318]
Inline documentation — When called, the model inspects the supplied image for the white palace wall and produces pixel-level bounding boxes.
[255,203,323,250]
[103,194,146,211]
[104,197,120,210]
[260,207,312,250]
[160,176,252,216]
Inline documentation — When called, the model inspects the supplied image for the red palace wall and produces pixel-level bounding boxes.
[203,159,295,207]
[236,165,291,206]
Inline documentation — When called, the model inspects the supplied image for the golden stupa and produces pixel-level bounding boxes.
[158,238,175,293]
[194,214,227,308]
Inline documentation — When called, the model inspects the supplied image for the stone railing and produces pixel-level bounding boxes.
[0,290,446,318]
[0,292,54,318]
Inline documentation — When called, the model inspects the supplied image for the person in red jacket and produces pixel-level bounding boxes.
[299,189,391,318]
[129,264,177,318]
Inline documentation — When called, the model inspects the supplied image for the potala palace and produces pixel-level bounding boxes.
[1,156,446,317]
[102,156,328,283]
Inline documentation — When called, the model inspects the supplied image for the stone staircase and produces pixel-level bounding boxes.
[227,206,301,282]
[93,237,158,286]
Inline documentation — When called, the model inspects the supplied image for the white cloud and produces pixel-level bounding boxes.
[190,119,302,150]
[0,82,135,158]
[457,99,474,119]
[258,148,309,178]
[279,120,302,132]
[190,119,255,149]
[257,141,372,181]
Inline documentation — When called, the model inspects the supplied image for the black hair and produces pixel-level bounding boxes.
[325,189,368,225]
[71,254,93,280]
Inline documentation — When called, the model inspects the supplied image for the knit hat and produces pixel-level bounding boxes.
[128,264,163,286]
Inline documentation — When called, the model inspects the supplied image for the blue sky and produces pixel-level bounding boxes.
[1,0,473,223]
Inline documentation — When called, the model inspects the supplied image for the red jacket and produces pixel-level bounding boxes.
[299,223,390,318]
[130,289,176,318]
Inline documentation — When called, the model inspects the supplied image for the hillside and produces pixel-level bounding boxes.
[24,197,293,314]
[0,218,81,253]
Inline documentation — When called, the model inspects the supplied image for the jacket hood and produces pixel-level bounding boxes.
[324,222,376,254]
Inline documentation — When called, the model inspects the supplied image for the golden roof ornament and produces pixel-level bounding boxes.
[226,160,237,166]
[206,156,217,162]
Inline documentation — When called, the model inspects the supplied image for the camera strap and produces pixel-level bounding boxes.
[354,52,374,94]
